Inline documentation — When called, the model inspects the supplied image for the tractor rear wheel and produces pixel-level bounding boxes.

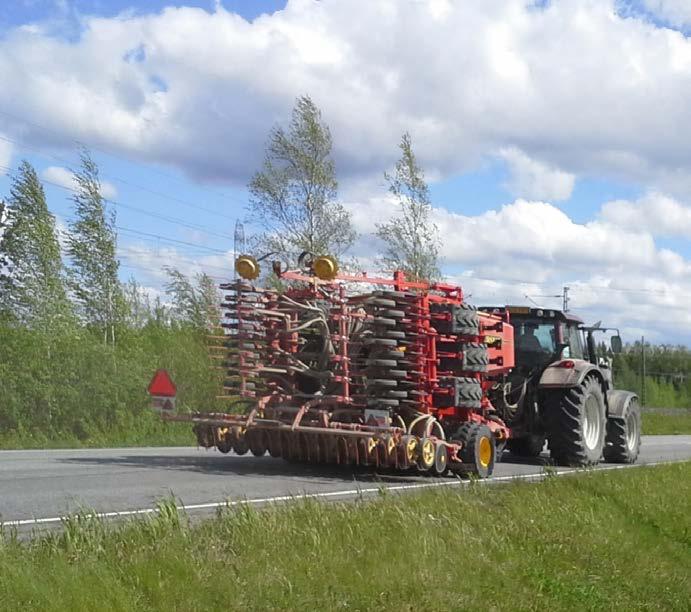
[603,398,641,463]
[452,423,495,478]
[506,434,545,458]
[545,376,606,466]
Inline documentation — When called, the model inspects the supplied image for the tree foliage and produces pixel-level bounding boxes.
[165,268,220,330]
[376,133,440,282]
[0,161,70,325]
[66,150,123,343]
[248,95,355,262]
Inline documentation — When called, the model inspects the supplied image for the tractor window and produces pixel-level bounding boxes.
[514,319,557,354]
[564,325,585,359]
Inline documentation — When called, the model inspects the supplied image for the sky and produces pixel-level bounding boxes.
[1,0,691,344]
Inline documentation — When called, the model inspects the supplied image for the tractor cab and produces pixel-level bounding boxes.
[481,306,585,372]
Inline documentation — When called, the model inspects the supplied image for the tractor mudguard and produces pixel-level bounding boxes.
[606,389,638,421]
[538,359,604,390]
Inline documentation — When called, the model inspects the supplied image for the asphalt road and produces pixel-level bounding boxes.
[2,435,690,528]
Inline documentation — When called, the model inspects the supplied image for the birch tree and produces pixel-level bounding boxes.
[66,150,123,343]
[0,162,70,324]
[248,95,355,262]
[376,133,441,282]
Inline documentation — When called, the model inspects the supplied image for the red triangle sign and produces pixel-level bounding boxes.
[148,369,177,397]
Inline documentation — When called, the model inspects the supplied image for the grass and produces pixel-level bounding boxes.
[1,462,689,611]
[643,411,691,435]
[0,412,194,450]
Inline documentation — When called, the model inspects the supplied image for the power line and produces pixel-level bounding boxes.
[0,163,237,242]
[0,108,247,206]
[0,133,242,221]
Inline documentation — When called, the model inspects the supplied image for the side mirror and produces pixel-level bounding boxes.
[610,335,622,354]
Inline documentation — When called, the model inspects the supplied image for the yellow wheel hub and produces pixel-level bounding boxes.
[420,439,435,467]
[405,437,418,463]
[478,436,493,468]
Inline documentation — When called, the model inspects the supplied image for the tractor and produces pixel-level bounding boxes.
[482,306,641,466]
[151,254,641,478]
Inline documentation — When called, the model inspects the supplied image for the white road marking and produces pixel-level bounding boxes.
[2,459,684,529]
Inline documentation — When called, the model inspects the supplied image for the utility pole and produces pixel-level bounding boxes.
[641,335,646,406]
[562,286,570,313]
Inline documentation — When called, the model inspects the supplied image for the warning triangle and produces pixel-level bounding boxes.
[148,369,177,397]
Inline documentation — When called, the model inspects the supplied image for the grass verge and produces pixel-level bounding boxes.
[1,462,689,611]
[643,411,691,435]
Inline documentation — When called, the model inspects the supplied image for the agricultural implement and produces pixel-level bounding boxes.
[152,253,641,477]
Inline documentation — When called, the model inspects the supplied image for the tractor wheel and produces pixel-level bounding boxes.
[603,398,641,463]
[545,376,606,466]
[506,434,545,458]
[453,423,495,478]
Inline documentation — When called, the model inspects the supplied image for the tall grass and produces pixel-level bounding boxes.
[1,463,689,610]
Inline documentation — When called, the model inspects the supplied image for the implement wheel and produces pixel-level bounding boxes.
[604,397,641,463]
[545,376,606,466]
[417,437,435,471]
[433,443,448,476]
[454,423,495,478]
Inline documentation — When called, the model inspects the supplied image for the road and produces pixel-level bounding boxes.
[1,435,690,528]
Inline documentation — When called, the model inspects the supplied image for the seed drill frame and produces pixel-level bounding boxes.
[161,257,516,477]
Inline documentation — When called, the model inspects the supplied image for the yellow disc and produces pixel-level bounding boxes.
[405,437,418,462]
[420,438,435,467]
[313,255,339,281]
[479,436,493,468]
[235,255,260,280]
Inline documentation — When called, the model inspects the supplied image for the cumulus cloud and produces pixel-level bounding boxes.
[600,192,691,238]
[1,1,691,193]
[41,165,118,199]
[643,0,691,27]
[342,195,691,342]
[499,147,575,201]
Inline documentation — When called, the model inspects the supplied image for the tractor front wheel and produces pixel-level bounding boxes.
[545,376,606,466]
[603,397,641,463]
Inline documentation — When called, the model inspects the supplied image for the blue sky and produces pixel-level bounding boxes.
[1,0,691,343]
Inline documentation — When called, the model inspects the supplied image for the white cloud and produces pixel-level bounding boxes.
[1,1,691,194]
[600,192,691,238]
[343,194,691,343]
[41,165,118,199]
[643,0,691,27]
[499,147,575,201]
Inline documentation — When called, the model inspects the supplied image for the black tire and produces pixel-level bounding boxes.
[456,377,483,408]
[495,439,506,463]
[545,376,606,466]
[603,397,641,463]
[461,343,489,373]
[453,303,480,335]
[506,434,545,457]
[452,422,495,478]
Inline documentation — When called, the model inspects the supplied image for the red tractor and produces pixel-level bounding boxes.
[154,254,640,477]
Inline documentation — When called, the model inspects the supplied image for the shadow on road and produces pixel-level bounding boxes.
[58,449,554,481]
[58,452,426,484]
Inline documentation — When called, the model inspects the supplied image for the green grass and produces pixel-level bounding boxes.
[643,411,691,435]
[0,412,194,450]
[1,463,689,611]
